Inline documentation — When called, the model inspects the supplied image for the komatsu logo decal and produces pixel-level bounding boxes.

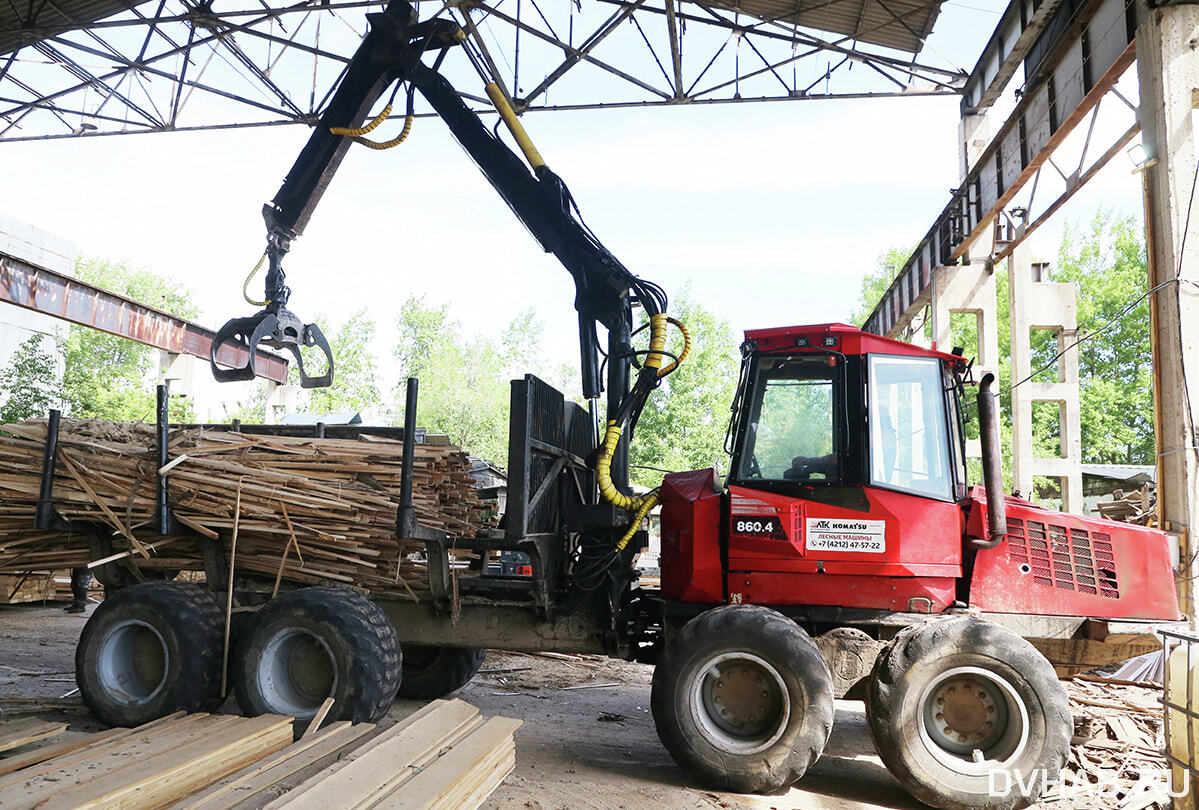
[805,518,886,553]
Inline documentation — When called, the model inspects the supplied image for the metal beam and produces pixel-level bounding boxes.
[960,0,1072,113]
[864,0,1137,337]
[0,252,289,383]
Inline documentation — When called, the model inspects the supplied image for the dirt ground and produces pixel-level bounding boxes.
[0,600,922,810]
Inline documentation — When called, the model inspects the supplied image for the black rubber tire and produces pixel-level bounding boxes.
[866,617,1071,810]
[396,645,486,700]
[651,605,835,793]
[76,581,225,727]
[233,586,400,724]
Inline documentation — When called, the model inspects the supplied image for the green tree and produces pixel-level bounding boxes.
[393,297,532,464]
[1051,212,1154,464]
[61,257,198,422]
[0,332,59,423]
[850,245,915,325]
[629,295,739,488]
[307,310,382,415]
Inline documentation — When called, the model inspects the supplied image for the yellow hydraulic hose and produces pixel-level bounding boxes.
[657,316,690,377]
[329,104,392,137]
[353,114,414,150]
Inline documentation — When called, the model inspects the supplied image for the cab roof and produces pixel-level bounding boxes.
[743,323,967,365]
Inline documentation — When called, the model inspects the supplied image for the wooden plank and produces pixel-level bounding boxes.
[376,717,522,810]
[0,713,225,798]
[0,719,68,754]
[31,715,293,810]
[174,722,375,810]
[265,701,482,810]
[0,727,127,778]
[301,698,336,740]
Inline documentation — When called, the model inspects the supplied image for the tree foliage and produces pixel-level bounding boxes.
[850,245,915,326]
[393,296,550,465]
[629,294,739,488]
[307,309,382,415]
[0,332,59,423]
[61,257,198,422]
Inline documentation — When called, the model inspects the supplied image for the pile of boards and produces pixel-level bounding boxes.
[0,419,489,600]
[0,699,519,809]
[1049,675,1172,809]
[0,573,71,604]
[1095,484,1158,526]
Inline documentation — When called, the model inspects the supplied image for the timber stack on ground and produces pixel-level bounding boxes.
[0,419,488,600]
[0,699,519,809]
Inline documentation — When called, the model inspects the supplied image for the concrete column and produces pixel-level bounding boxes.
[930,259,1000,460]
[1008,244,1083,510]
[264,382,298,424]
[1136,0,1199,618]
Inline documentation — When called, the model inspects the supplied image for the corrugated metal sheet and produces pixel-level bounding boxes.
[1,0,141,56]
[694,0,942,53]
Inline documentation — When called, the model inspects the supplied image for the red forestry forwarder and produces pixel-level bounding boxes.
[69,4,1180,809]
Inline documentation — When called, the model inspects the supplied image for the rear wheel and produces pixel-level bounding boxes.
[233,586,400,724]
[396,645,486,700]
[76,582,224,727]
[866,617,1071,810]
[651,605,834,793]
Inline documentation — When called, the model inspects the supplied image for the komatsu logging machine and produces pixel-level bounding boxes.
[70,3,1180,808]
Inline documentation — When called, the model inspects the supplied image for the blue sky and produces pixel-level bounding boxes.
[0,0,1144,414]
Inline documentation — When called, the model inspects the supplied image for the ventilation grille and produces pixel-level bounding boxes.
[1007,517,1119,598]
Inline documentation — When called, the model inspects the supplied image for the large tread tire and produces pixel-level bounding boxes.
[651,605,834,793]
[233,586,400,724]
[76,581,225,727]
[396,645,486,700]
[866,616,1071,810]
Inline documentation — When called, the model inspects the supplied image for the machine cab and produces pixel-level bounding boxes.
[727,323,970,503]
[658,323,975,611]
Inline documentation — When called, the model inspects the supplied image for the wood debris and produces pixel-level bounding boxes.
[0,419,490,600]
[1044,677,1174,808]
[1094,484,1157,526]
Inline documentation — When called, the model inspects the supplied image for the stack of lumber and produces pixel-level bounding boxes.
[0,712,295,809]
[0,573,71,604]
[0,701,519,810]
[263,699,521,810]
[0,419,488,600]
[1094,484,1157,526]
[1045,675,1171,809]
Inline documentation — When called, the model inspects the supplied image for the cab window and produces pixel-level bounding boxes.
[736,356,841,483]
[868,354,952,500]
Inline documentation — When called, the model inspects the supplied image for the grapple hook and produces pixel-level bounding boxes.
[210,307,334,389]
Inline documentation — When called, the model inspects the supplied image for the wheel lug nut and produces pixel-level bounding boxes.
[717,680,724,688]
[958,734,968,742]
[935,713,944,722]
[761,690,768,698]
[935,698,945,706]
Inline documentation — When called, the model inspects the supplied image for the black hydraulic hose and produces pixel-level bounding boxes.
[973,372,1006,550]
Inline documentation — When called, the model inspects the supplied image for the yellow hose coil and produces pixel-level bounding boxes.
[657,316,690,377]
[329,103,392,137]
[615,490,658,552]
[353,114,414,150]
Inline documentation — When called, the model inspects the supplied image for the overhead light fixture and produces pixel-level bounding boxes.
[1127,142,1157,172]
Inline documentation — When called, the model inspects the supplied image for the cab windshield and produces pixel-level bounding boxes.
[735,356,841,483]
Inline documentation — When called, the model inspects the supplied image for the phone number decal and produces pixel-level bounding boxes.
[805,518,886,553]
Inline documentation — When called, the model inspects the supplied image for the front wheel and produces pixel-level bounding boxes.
[651,605,834,793]
[866,617,1071,810]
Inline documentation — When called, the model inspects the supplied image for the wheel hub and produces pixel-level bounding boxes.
[917,665,1029,773]
[931,677,998,747]
[691,652,791,755]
